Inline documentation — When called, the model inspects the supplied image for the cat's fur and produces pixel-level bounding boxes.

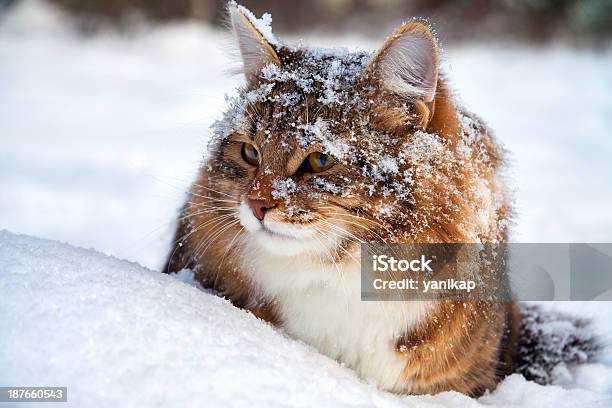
[163,3,570,396]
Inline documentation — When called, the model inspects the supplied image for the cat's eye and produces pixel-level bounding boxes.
[241,142,260,166]
[306,152,336,173]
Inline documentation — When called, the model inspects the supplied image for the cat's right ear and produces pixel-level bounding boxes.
[228,3,280,84]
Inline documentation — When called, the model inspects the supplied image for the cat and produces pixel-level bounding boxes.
[164,2,595,396]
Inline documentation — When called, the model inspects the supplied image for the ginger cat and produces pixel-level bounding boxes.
[165,2,521,396]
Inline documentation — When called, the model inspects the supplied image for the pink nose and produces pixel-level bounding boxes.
[248,199,276,221]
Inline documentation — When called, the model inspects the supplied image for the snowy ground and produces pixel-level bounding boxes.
[2,231,611,408]
[1,1,612,407]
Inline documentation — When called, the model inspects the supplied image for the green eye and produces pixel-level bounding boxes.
[306,152,336,173]
[241,142,260,166]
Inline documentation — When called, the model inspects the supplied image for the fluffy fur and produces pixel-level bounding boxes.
[164,3,596,396]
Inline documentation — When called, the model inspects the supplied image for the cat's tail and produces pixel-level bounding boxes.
[513,304,602,384]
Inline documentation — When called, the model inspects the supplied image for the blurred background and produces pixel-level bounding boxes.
[2,0,610,42]
[0,0,611,269]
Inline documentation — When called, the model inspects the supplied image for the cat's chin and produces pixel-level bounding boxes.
[249,229,330,257]
[238,201,340,257]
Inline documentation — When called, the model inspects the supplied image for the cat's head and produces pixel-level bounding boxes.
[199,3,494,259]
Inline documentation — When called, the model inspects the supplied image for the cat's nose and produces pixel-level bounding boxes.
[248,199,276,221]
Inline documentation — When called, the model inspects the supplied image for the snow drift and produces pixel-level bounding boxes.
[1,230,611,408]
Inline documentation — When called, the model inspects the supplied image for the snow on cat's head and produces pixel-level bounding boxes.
[200,2,505,258]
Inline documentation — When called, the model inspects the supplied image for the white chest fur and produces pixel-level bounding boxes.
[242,239,429,392]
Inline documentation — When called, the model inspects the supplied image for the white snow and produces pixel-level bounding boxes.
[2,230,611,408]
[1,1,612,406]
[233,1,278,46]
[271,178,297,200]
[0,0,237,269]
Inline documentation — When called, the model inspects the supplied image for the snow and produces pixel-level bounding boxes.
[0,0,237,269]
[1,1,612,406]
[271,178,297,200]
[2,230,611,408]
[232,1,278,46]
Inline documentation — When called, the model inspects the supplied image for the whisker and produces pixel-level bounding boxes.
[321,210,386,229]
[324,216,389,244]
[317,218,366,245]
[185,202,237,212]
[217,226,246,267]
[313,222,361,265]
[177,207,236,223]
[310,225,352,313]
[185,181,236,199]
[193,219,241,262]
[316,205,387,228]
[187,191,239,204]
[166,213,237,270]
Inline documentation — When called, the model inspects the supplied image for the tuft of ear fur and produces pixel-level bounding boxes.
[368,21,439,103]
[228,2,280,84]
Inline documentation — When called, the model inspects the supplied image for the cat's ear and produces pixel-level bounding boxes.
[367,21,439,103]
[228,3,280,84]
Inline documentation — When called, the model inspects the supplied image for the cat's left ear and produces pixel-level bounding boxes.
[367,21,439,104]
[229,3,280,84]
